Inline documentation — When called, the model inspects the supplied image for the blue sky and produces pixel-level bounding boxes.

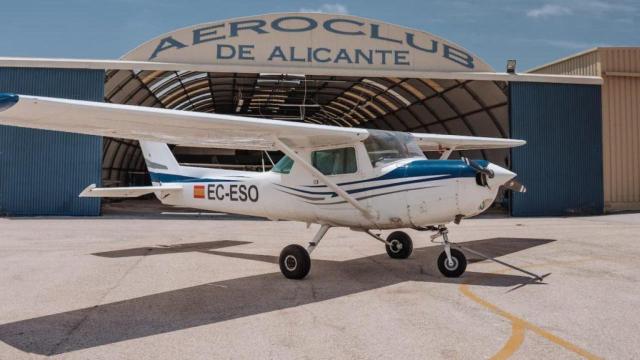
[1,0,637,70]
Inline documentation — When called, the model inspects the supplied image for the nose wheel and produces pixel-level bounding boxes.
[428,225,468,278]
[426,224,548,280]
[437,248,467,277]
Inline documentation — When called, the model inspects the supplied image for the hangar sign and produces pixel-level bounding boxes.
[123,13,493,72]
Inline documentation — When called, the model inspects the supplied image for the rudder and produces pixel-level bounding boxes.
[139,141,182,182]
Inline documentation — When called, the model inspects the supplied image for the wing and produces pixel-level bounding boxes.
[0,93,524,152]
[411,132,525,151]
[0,93,367,150]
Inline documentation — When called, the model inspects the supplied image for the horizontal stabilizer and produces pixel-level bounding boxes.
[79,184,182,198]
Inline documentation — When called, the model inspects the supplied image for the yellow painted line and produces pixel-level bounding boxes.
[460,275,601,360]
[490,321,525,360]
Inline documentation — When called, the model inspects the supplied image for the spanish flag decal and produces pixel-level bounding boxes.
[193,185,205,199]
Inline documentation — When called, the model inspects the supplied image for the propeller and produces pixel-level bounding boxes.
[501,179,527,193]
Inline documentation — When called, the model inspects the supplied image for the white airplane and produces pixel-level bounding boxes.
[0,92,530,280]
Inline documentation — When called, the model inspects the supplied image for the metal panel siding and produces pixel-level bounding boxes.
[0,67,104,216]
[528,47,640,211]
[510,82,603,216]
[600,48,640,211]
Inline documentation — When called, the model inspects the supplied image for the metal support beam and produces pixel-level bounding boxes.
[439,148,454,160]
[364,230,391,246]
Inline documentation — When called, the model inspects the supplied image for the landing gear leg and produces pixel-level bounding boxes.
[279,224,330,280]
[430,225,467,277]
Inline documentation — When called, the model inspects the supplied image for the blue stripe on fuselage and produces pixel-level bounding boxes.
[303,159,484,188]
[405,159,483,178]
[277,159,485,197]
[276,174,451,197]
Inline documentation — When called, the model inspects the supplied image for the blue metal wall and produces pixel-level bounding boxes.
[510,82,603,216]
[0,67,104,216]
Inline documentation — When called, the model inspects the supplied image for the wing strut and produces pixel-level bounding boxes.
[439,148,454,160]
[274,138,377,223]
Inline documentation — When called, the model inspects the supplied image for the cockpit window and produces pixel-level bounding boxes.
[272,155,294,174]
[363,130,425,166]
[311,147,357,175]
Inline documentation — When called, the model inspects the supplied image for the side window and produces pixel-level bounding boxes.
[311,147,357,175]
[272,155,294,174]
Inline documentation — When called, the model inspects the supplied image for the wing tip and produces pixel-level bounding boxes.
[0,92,19,112]
[79,184,97,197]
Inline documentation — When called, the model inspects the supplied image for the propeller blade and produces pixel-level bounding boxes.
[501,179,527,193]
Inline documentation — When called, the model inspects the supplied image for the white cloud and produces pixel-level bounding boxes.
[526,1,638,19]
[527,4,573,18]
[299,3,349,15]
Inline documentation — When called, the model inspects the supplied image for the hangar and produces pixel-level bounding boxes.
[0,13,630,217]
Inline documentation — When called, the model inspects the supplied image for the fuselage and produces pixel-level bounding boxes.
[152,157,515,229]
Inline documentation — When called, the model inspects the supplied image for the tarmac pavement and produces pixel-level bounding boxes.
[0,210,639,359]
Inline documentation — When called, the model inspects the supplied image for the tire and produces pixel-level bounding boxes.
[279,244,311,279]
[437,249,467,277]
[385,231,413,259]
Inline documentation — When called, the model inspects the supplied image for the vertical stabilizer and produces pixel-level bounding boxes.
[139,141,182,182]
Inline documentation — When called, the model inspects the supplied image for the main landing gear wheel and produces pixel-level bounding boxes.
[385,231,413,259]
[279,244,311,280]
[437,248,467,277]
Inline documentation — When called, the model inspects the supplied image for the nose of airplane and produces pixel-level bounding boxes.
[486,163,517,187]
[462,157,525,194]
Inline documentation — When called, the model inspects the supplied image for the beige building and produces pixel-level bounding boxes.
[529,47,640,212]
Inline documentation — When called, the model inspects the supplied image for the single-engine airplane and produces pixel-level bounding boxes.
[0,92,530,280]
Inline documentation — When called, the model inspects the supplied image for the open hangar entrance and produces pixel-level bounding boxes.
[102,72,510,186]
[0,13,603,216]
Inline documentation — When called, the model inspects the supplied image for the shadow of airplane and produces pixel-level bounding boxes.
[0,237,554,356]
[91,240,252,258]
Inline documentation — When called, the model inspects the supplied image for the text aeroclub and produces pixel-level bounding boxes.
[148,15,476,69]
[194,184,259,202]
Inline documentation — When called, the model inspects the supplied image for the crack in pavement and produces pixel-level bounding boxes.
[48,248,151,355]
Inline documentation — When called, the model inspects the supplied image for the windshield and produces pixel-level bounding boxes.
[271,155,294,174]
[363,130,425,166]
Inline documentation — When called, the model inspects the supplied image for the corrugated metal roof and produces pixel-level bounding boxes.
[527,48,599,74]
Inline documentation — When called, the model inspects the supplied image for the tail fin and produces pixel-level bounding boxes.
[139,141,182,182]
